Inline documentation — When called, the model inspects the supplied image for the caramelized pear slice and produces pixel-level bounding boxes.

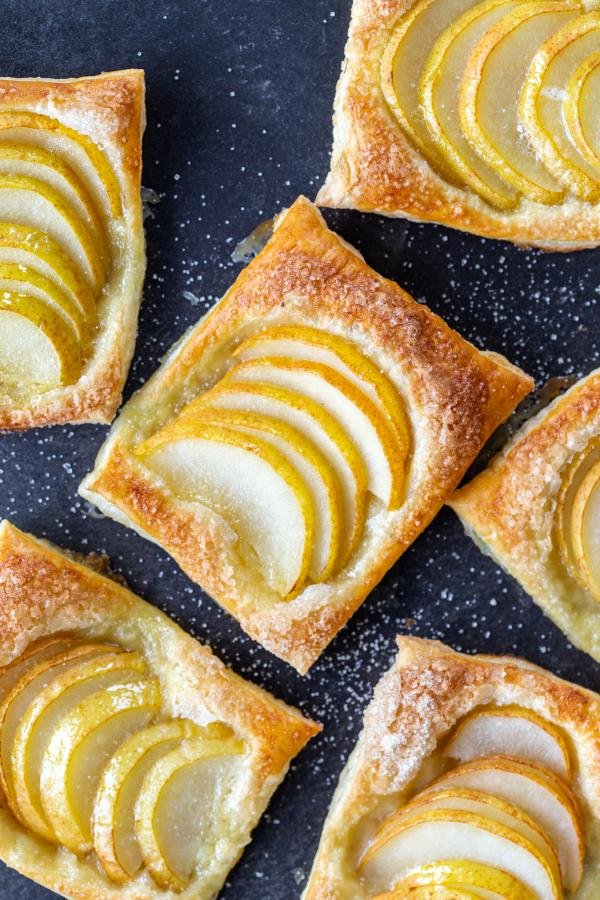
[0,110,122,218]
[0,222,96,315]
[380,0,478,164]
[0,643,110,804]
[564,51,600,170]
[381,860,535,899]
[427,755,584,890]
[10,649,146,841]
[360,807,560,898]
[137,422,315,598]
[40,678,160,854]
[521,13,600,199]
[229,356,405,508]
[0,262,87,338]
[0,174,104,288]
[554,438,600,591]
[94,719,203,883]
[569,456,600,599]
[234,325,410,458]
[134,726,243,891]
[445,705,571,779]
[419,0,519,209]
[0,636,76,703]
[0,291,82,388]
[460,2,575,203]
[183,405,344,582]
[201,380,367,564]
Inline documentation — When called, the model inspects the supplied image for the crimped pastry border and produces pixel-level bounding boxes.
[0,70,146,429]
[303,636,600,899]
[0,520,319,899]
[317,0,600,248]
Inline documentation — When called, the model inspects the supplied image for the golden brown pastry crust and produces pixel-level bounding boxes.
[317,0,600,249]
[79,196,533,674]
[0,520,319,899]
[450,368,600,663]
[303,636,600,899]
[0,70,146,430]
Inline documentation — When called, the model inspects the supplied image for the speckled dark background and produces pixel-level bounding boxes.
[1,1,600,897]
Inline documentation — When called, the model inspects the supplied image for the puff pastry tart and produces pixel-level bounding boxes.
[78,195,532,673]
[0,70,146,430]
[317,0,600,249]
[303,636,600,899]
[0,520,319,898]
[450,368,600,664]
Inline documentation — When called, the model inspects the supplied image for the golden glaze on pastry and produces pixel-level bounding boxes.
[79,196,532,674]
[0,70,146,430]
[0,520,319,898]
[450,368,600,663]
[303,637,600,899]
[317,0,600,249]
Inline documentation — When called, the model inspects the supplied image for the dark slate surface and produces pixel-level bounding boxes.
[1,1,599,897]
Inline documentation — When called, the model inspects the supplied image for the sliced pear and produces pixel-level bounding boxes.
[459,2,575,203]
[0,291,82,388]
[0,222,96,315]
[359,808,560,898]
[555,439,600,590]
[0,174,104,288]
[202,379,367,564]
[0,111,122,219]
[134,727,243,891]
[93,719,204,883]
[0,262,87,339]
[374,787,560,886]
[379,0,478,165]
[569,456,600,599]
[384,888,485,899]
[0,143,106,246]
[445,705,571,779]
[419,0,519,210]
[0,636,76,703]
[40,678,160,854]
[178,404,343,582]
[229,357,405,508]
[521,13,600,199]
[10,649,146,841]
[381,860,535,899]
[427,755,584,890]
[137,422,315,598]
[0,643,111,804]
[234,325,410,458]
[564,51,600,169]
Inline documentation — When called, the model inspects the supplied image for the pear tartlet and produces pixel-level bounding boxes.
[449,367,600,664]
[0,71,146,430]
[318,0,600,249]
[79,195,532,673]
[304,637,600,899]
[0,520,319,898]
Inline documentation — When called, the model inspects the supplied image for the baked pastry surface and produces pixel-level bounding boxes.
[79,195,532,674]
[0,70,146,430]
[303,636,600,899]
[317,0,600,249]
[0,520,319,899]
[450,368,600,664]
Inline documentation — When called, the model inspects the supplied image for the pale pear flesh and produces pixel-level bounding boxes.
[384,858,536,899]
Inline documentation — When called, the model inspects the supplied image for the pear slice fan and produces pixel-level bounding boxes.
[380,0,600,210]
[0,109,120,397]
[135,324,409,601]
[359,703,584,898]
[0,635,245,892]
